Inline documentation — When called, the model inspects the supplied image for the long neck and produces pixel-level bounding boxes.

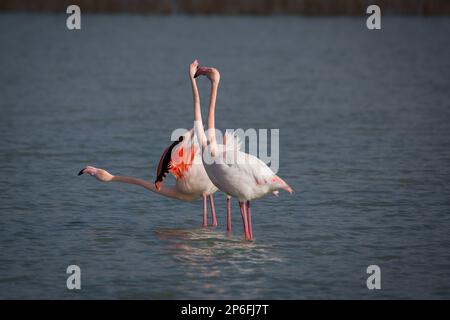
[191,77,207,149]
[112,175,192,201]
[207,81,219,155]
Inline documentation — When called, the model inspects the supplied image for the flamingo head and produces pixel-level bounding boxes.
[271,176,294,195]
[194,66,220,83]
[78,166,114,182]
[191,59,220,83]
[155,135,184,190]
[194,66,212,79]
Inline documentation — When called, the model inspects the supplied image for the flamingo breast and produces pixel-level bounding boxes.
[176,161,218,197]
[155,129,218,199]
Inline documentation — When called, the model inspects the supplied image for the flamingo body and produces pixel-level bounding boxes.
[203,150,292,202]
[191,60,293,240]
[156,129,218,199]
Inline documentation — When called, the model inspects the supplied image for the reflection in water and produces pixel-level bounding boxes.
[155,228,284,298]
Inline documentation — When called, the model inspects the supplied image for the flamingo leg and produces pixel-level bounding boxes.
[239,201,250,240]
[209,194,218,227]
[202,193,207,228]
[246,200,253,240]
[226,196,231,233]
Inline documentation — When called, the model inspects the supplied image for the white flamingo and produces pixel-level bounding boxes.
[191,60,293,240]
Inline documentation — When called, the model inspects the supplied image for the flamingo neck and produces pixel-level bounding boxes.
[113,175,153,189]
[112,175,193,201]
[191,77,208,149]
[207,82,219,155]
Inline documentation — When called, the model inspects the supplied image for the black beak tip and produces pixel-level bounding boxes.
[78,169,85,176]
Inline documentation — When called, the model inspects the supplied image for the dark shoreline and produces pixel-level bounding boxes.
[1,0,449,15]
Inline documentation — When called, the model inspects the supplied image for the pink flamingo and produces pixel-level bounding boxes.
[78,132,232,228]
[78,141,217,227]
[78,67,240,230]
[153,127,239,229]
[191,60,293,240]
[153,128,218,227]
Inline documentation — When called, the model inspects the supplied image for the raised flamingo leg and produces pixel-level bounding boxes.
[209,194,218,227]
[247,200,253,240]
[226,195,231,233]
[202,193,207,228]
[239,201,250,240]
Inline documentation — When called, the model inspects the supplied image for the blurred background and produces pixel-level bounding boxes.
[1,0,449,15]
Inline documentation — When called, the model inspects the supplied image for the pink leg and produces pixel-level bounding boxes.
[247,200,253,240]
[202,193,207,228]
[226,196,231,233]
[209,194,218,227]
[239,201,250,240]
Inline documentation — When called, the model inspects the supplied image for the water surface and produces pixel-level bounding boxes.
[0,14,449,299]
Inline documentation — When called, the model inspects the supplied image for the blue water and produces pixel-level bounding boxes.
[0,14,449,299]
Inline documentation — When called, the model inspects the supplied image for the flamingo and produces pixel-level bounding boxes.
[190,60,293,240]
[153,127,239,229]
[78,66,240,230]
[153,128,218,227]
[78,131,232,228]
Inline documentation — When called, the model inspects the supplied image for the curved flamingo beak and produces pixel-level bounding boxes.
[194,67,211,78]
